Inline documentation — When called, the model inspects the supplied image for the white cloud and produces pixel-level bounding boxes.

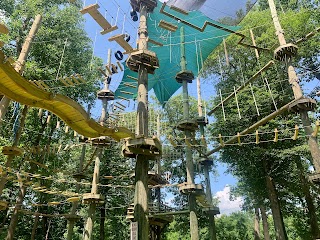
[215,185,243,215]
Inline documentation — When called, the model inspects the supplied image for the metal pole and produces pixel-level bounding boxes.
[267,0,320,172]
[180,26,199,240]
[134,4,149,239]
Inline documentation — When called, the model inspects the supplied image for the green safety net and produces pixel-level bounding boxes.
[115,1,240,104]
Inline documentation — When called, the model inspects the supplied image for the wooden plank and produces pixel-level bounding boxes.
[170,5,189,15]
[117,61,123,71]
[109,34,133,52]
[148,38,163,47]
[127,75,138,81]
[158,20,178,32]
[80,4,118,35]
[124,83,137,88]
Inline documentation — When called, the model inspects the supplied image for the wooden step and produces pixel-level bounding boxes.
[109,34,136,54]
[158,20,178,32]
[80,4,118,35]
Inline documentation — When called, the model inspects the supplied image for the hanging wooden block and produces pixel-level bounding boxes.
[170,5,189,15]
[67,197,81,202]
[65,126,69,133]
[38,109,43,118]
[218,134,224,147]
[117,61,124,71]
[46,115,51,124]
[147,38,163,47]
[74,131,78,137]
[119,96,129,101]
[57,144,62,153]
[312,121,320,137]
[274,129,279,142]
[158,20,178,32]
[80,4,118,35]
[255,130,259,144]
[108,34,135,54]
[292,125,299,140]
[123,83,137,88]
[120,91,134,95]
[237,133,241,145]
[56,121,60,129]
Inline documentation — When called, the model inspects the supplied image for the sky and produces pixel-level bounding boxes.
[80,0,255,214]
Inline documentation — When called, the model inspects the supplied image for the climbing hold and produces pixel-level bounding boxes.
[115,50,124,61]
[130,10,138,22]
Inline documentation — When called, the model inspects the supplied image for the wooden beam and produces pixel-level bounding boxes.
[109,34,133,52]
[158,20,178,32]
[170,5,188,15]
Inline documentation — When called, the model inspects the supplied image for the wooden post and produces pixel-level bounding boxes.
[223,38,229,66]
[0,15,42,125]
[83,148,102,240]
[267,0,320,173]
[197,77,217,240]
[156,114,161,174]
[66,144,86,240]
[250,29,260,60]
[5,173,27,240]
[0,105,28,196]
[180,26,199,240]
[254,208,261,240]
[134,4,150,239]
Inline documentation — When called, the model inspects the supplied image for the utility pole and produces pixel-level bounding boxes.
[176,26,199,240]
[197,77,218,240]
[0,15,42,197]
[0,15,42,124]
[267,0,320,181]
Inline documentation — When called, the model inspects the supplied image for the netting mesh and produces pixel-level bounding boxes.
[115,0,242,104]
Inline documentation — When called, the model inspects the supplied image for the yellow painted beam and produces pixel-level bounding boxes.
[0,56,133,141]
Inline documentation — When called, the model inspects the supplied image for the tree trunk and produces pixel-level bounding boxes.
[100,207,106,240]
[260,205,271,240]
[263,159,288,240]
[31,213,40,240]
[5,174,27,240]
[254,207,261,240]
[296,158,320,239]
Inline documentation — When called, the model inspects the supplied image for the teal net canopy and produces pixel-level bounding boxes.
[115,0,240,104]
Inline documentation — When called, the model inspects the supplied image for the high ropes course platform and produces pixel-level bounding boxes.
[0,51,133,141]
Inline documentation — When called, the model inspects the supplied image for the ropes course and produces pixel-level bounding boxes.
[0,0,319,239]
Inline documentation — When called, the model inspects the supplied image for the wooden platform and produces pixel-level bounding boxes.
[288,98,316,112]
[122,137,162,159]
[126,49,159,74]
[2,146,23,156]
[80,4,118,35]
[179,183,203,195]
[130,171,168,185]
[82,193,104,205]
[130,0,157,12]
[202,206,220,216]
[97,89,115,100]
[274,43,298,61]
[109,34,136,54]
[175,70,194,83]
[88,136,113,146]
[175,119,198,131]
[0,52,133,141]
